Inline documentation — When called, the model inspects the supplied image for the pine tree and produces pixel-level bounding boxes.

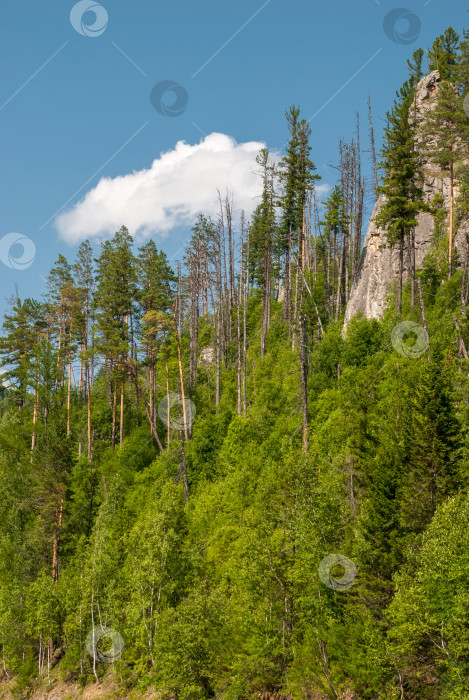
[456,26,469,92]
[0,298,47,412]
[137,241,175,421]
[46,255,82,437]
[427,27,460,81]
[406,47,425,83]
[94,227,137,448]
[73,241,95,460]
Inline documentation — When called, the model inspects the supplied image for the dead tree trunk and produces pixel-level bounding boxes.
[417,278,430,353]
[127,357,164,452]
[368,93,379,197]
[243,225,250,417]
[237,218,244,415]
[397,234,404,314]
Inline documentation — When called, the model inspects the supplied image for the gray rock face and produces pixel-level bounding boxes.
[343,71,468,328]
[199,346,215,365]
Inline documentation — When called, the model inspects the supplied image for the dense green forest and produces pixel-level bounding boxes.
[1,26,469,700]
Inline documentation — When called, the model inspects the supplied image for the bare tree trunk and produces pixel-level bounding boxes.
[461,235,469,315]
[284,226,292,337]
[172,304,189,441]
[67,329,72,437]
[417,278,430,352]
[368,93,378,197]
[335,230,346,320]
[347,140,354,297]
[292,227,301,349]
[261,244,271,358]
[111,374,117,449]
[52,497,64,583]
[177,262,183,333]
[225,194,235,315]
[243,225,250,417]
[410,227,416,312]
[353,120,364,282]
[215,309,220,407]
[300,267,324,337]
[188,243,200,391]
[119,372,124,448]
[449,160,454,280]
[325,226,332,318]
[178,383,189,502]
[298,304,308,453]
[397,235,404,314]
[31,358,39,457]
[87,365,92,461]
[126,356,164,452]
[237,219,244,416]
[454,318,468,359]
[214,222,223,407]
[163,331,171,446]
[453,318,468,360]
[313,190,319,283]
[180,431,189,502]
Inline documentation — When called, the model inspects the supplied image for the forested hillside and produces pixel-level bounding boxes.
[1,26,469,700]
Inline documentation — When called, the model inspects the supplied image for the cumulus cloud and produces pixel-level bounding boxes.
[56,134,264,243]
[55,133,330,244]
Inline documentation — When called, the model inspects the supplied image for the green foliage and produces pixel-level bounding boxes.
[389,492,469,698]
[421,80,469,177]
[407,47,425,83]
[427,27,460,81]
[2,25,469,700]
[376,79,423,251]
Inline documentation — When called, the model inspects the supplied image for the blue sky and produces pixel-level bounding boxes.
[0,0,467,316]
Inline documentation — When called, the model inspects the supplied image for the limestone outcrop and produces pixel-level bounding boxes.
[343,71,468,328]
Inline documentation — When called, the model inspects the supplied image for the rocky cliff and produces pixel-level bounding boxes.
[344,70,468,327]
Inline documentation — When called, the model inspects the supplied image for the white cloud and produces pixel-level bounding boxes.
[56,133,263,243]
[55,133,330,244]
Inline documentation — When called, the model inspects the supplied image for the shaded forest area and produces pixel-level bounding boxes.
[1,25,469,700]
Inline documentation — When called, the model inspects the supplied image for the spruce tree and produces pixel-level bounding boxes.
[249,148,276,356]
[399,348,461,535]
[277,106,317,331]
[376,80,423,311]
